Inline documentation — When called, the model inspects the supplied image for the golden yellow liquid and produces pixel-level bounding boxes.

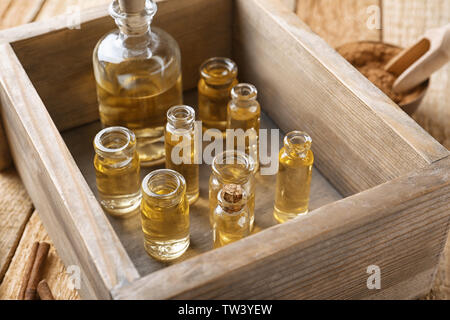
[95,61,183,166]
[165,130,199,204]
[198,68,238,133]
[213,207,250,248]
[209,165,255,230]
[141,188,190,261]
[274,148,314,223]
[227,104,260,171]
[94,153,141,217]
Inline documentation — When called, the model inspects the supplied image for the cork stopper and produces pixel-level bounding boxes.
[220,184,246,213]
[119,0,146,13]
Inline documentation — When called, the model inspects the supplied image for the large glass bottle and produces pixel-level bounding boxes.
[93,0,183,167]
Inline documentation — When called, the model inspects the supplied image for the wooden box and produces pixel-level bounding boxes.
[0,0,449,299]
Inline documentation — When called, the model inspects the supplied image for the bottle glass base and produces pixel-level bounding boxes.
[144,236,190,261]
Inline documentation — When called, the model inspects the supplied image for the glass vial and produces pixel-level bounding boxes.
[213,184,250,248]
[209,150,255,230]
[93,126,141,217]
[165,105,199,204]
[227,83,261,171]
[93,0,183,167]
[274,131,314,224]
[141,169,189,261]
[198,57,238,133]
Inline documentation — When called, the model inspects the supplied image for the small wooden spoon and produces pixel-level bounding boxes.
[385,23,450,93]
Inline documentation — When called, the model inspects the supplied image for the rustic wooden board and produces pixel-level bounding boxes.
[0,212,80,300]
[0,119,11,170]
[233,0,449,197]
[35,0,111,21]
[114,156,450,299]
[61,90,343,276]
[0,42,139,299]
[0,0,448,300]
[0,168,33,282]
[1,0,232,132]
[0,0,45,29]
[295,0,381,48]
[382,0,450,299]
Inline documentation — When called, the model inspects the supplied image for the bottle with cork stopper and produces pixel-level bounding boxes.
[213,184,250,248]
[93,0,183,167]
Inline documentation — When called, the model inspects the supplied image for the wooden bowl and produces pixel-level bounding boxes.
[337,41,429,116]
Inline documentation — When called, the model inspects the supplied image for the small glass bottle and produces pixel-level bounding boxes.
[93,126,141,217]
[227,83,261,171]
[141,169,189,260]
[213,184,250,248]
[274,131,314,224]
[209,150,255,230]
[198,57,238,133]
[165,105,199,204]
[93,0,183,167]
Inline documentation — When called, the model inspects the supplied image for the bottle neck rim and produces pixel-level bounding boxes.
[94,126,136,158]
[167,105,195,130]
[142,169,186,201]
[284,131,312,157]
[212,150,255,183]
[231,83,258,102]
[200,57,238,86]
[110,0,157,36]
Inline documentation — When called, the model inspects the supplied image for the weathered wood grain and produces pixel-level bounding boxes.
[295,0,381,48]
[0,119,11,170]
[233,0,449,197]
[0,0,45,30]
[0,0,232,132]
[0,168,33,282]
[382,0,450,299]
[114,156,450,300]
[0,43,139,299]
[35,0,111,21]
[0,212,80,300]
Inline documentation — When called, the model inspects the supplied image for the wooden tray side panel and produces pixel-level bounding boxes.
[6,0,232,132]
[233,0,449,196]
[114,156,450,300]
[0,118,12,170]
[0,43,139,299]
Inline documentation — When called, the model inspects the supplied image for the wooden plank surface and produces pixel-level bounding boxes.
[0,42,140,299]
[382,0,450,299]
[4,0,233,132]
[0,168,33,282]
[234,0,448,197]
[295,0,381,48]
[0,212,80,300]
[114,156,450,299]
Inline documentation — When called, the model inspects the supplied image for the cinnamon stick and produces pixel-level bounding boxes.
[17,242,40,300]
[24,242,50,300]
[37,280,55,300]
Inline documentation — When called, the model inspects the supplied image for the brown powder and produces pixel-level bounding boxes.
[337,42,425,105]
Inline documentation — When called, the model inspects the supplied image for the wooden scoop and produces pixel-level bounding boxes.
[385,23,450,93]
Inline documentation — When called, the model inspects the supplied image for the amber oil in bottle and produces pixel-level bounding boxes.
[141,169,189,260]
[165,105,199,204]
[213,184,250,248]
[274,131,314,223]
[93,0,183,166]
[209,151,255,230]
[227,83,261,171]
[198,57,238,133]
[94,126,141,217]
